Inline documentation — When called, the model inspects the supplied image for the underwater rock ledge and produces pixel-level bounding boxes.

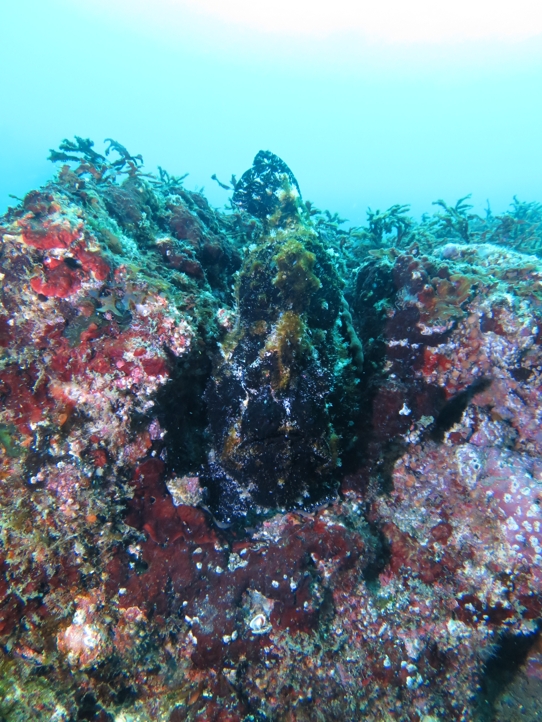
[0,138,541,721]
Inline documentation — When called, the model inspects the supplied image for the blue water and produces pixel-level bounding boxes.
[1,0,542,226]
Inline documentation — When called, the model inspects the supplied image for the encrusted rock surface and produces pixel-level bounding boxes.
[0,141,541,721]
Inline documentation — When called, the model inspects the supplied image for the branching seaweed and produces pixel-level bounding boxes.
[48,136,106,166]
[211,174,231,190]
[364,204,413,246]
[104,138,148,178]
[151,166,189,191]
[333,204,414,262]
[484,197,542,254]
[430,194,476,242]
[46,137,542,263]
[104,139,143,166]
[49,136,191,195]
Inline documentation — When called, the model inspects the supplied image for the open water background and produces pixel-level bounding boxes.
[1,0,542,226]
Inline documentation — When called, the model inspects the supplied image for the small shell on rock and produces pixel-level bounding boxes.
[249,613,271,635]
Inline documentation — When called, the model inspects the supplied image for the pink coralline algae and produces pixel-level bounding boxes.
[56,594,111,669]
[0,140,542,721]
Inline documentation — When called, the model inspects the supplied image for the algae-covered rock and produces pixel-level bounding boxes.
[203,153,361,521]
[4,137,542,722]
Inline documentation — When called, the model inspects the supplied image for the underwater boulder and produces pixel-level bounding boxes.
[202,152,362,522]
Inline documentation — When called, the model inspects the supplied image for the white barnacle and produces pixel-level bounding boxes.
[228,552,249,572]
[249,613,271,635]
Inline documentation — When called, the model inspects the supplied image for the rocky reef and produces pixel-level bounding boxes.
[0,138,541,721]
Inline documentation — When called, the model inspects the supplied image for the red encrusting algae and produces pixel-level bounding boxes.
[1,141,542,721]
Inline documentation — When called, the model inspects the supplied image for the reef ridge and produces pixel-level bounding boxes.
[0,139,542,721]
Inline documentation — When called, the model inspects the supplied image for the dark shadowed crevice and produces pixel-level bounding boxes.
[153,346,214,477]
[362,522,392,583]
[474,624,542,721]
[429,377,492,442]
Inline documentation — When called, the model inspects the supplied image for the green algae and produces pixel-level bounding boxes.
[273,236,322,309]
[0,424,21,458]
